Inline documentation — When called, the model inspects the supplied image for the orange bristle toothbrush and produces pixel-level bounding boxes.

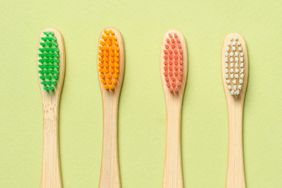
[161,30,188,188]
[221,33,248,188]
[97,27,124,188]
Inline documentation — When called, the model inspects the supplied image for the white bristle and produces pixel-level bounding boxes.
[224,36,245,96]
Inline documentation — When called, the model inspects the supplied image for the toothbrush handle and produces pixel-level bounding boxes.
[163,102,183,188]
[41,102,62,188]
[226,101,245,188]
[99,96,121,188]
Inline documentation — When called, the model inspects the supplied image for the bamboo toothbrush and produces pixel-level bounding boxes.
[37,28,65,188]
[161,30,188,188]
[221,33,248,188]
[97,27,124,188]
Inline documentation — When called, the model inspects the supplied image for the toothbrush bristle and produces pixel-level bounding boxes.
[98,29,120,91]
[38,31,60,92]
[162,32,184,94]
[224,36,245,96]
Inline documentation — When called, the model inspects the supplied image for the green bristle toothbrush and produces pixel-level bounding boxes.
[37,28,65,188]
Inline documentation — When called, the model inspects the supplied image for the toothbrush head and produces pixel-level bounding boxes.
[38,28,65,93]
[161,30,187,95]
[222,33,248,97]
[98,28,124,92]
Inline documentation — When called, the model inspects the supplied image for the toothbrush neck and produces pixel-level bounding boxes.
[163,99,184,188]
[226,99,246,188]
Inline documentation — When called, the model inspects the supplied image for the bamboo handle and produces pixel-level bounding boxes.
[41,102,62,188]
[163,101,183,188]
[226,100,245,188]
[99,96,121,188]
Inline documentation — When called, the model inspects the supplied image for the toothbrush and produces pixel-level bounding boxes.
[161,30,188,188]
[222,33,248,188]
[97,28,124,188]
[37,28,65,188]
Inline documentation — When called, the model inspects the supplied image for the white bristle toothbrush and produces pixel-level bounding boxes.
[37,28,65,188]
[97,27,124,188]
[160,30,188,188]
[222,33,248,188]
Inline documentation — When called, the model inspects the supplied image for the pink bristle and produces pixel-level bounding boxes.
[163,32,184,95]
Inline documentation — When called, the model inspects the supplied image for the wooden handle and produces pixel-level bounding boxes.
[41,101,62,188]
[226,100,245,188]
[99,95,121,188]
[163,101,183,188]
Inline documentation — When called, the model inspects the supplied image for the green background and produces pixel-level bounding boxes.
[1,0,282,187]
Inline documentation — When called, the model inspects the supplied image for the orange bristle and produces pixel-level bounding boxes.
[163,32,184,94]
[98,29,120,91]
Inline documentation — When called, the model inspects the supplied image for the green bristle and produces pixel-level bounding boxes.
[41,37,57,41]
[38,31,60,92]
[39,48,59,53]
[38,53,59,58]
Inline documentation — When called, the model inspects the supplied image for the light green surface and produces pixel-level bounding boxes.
[1,0,282,187]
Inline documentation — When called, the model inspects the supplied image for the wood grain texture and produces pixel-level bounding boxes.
[161,30,188,188]
[38,28,65,188]
[98,27,124,188]
[221,33,248,188]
